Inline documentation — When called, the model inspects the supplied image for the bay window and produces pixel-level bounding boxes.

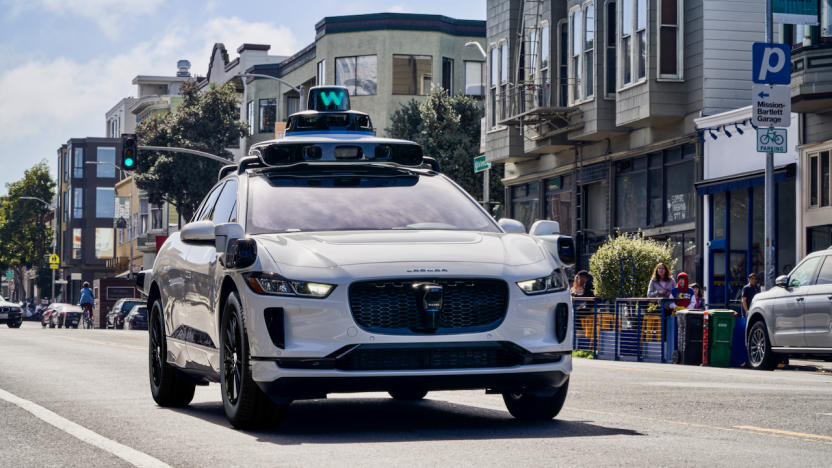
[570,2,596,104]
[571,8,582,102]
[540,24,550,106]
[489,46,498,128]
[605,1,617,97]
[619,0,646,87]
[658,0,684,80]
[584,4,595,98]
[501,42,508,118]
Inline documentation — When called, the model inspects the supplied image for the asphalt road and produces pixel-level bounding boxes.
[1,321,831,467]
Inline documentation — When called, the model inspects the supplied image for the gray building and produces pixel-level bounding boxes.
[240,13,487,151]
[485,0,776,281]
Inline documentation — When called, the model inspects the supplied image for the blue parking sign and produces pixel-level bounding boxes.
[752,43,791,85]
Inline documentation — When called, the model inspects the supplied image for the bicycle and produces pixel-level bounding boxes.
[759,128,784,146]
[81,304,94,329]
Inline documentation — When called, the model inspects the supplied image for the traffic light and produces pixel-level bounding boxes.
[121,133,137,170]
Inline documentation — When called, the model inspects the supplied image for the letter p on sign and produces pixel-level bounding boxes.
[753,43,791,85]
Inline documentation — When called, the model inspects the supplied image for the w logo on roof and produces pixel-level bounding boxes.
[319,91,345,107]
[310,86,350,111]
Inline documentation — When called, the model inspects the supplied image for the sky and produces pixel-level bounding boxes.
[0,0,485,195]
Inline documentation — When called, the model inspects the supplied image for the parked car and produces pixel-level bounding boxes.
[52,304,83,329]
[106,298,144,329]
[41,304,60,328]
[0,295,23,328]
[124,305,148,330]
[746,247,832,369]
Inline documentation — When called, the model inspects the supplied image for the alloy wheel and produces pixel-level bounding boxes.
[223,314,243,405]
[749,327,766,365]
[150,313,164,387]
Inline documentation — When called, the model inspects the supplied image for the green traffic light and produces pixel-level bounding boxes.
[124,158,135,168]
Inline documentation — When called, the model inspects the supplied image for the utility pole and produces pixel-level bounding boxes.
[764,0,775,290]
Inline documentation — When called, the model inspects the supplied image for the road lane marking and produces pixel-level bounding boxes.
[734,425,832,442]
[0,387,169,468]
[59,335,145,351]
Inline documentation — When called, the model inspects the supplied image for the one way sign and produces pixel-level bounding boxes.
[752,83,791,127]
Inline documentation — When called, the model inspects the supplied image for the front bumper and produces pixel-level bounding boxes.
[0,311,21,323]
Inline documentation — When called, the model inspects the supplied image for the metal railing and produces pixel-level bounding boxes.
[573,297,677,363]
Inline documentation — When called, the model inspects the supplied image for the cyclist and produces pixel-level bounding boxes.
[79,282,95,328]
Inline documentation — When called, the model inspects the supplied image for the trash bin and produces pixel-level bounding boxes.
[731,316,748,367]
[675,310,704,365]
[707,309,736,367]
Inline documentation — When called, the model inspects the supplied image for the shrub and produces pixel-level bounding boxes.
[588,231,676,301]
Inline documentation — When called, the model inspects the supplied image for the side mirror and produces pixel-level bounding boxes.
[498,218,526,234]
[775,275,789,288]
[180,220,215,244]
[530,220,560,236]
[214,223,245,254]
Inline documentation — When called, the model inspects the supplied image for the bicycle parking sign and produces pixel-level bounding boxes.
[756,127,787,153]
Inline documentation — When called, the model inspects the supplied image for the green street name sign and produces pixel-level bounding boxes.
[474,155,491,173]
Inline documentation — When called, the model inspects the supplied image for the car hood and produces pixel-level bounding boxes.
[254,231,548,268]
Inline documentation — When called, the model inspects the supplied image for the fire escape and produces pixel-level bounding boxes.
[500,0,582,145]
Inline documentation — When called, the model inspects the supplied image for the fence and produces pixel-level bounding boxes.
[573,297,677,363]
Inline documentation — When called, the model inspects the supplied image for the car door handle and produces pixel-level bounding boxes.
[828,295,832,301]
[795,297,804,302]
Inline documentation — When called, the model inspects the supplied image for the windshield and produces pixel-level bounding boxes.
[247,171,499,234]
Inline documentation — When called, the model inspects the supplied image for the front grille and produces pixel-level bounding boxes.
[348,278,508,334]
[337,344,522,371]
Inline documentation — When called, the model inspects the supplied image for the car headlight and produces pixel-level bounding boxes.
[243,272,335,299]
[516,269,568,295]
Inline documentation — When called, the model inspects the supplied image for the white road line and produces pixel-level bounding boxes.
[0,387,170,468]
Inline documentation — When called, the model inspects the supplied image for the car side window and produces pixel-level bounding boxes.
[195,182,226,222]
[789,256,822,287]
[210,179,238,223]
[816,256,832,285]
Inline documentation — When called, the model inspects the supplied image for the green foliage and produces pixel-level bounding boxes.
[0,162,56,298]
[572,350,594,359]
[588,231,676,301]
[386,86,504,205]
[135,81,247,221]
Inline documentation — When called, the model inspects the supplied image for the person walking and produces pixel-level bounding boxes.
[79,282,95,327]
[741,273,761,318]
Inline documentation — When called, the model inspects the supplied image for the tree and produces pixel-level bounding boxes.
[0,162,56,300]
[387,87,504,205]
[135,81,247,221]
[588,231,676,301]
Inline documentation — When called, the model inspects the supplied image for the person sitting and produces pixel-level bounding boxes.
[689,283,706,310]
[670,272,693,310]
[570,270,592,297]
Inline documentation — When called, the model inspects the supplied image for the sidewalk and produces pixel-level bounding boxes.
[787,358,832,374]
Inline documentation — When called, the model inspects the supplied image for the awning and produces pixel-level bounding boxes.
[695,164,795,196]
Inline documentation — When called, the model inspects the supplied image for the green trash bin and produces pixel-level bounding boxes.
[707,310,736,367]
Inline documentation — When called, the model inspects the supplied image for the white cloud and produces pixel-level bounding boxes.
[389,5,411,13]
[8,0,164,38]
[0,16,299,193]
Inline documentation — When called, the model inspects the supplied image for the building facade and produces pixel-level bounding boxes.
[55,138,123,303]
[485,0,775,289]
[240,13,487,152]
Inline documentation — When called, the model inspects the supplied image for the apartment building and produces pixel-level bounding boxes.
[239,13,487,151]
[54,138,122,303]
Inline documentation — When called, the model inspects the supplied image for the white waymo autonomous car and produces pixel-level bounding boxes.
[140,87,577,429]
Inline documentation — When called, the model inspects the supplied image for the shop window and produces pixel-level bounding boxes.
[511,183,540,230]
[392,54,432,95]
[545,175,573,236]
[777,178,796,274]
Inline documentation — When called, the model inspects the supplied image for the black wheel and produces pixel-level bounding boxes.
[9,318,22,328]
[503,378,569,421]
[388,389,428,401]
[221,292,287,429]
[747,321,777,371]
[41,321,46,328]
[148,299,195,407]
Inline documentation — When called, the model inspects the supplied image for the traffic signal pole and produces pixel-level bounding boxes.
[764,0,775,290]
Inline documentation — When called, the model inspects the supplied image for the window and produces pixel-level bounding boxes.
[489,46,498,127]
[571,8,582,102]
[545,175,574,236]
[247,101,254,135]
[73,188,83,219]
[658,0,683,79]
[817,256,832,285]
[808,225,832,254]
[73,229,82,260]
[442,57,453,92]
[539,24,550,106]
[96,147,116,178]
[63,191,69,222]
[73,147,83,178]
[789,256,822,287]
[559,20,569,106]
[335,55,377,96]
[139,199,148,235]
[501,42,509,118]
[211,179,238,223]
[64,148,70,182]
[151,204,163,231]
[259,99,276,133]
[96,187,115,218]
[511,183,541,230]
[464,60,484,97]
[584,4,595,98]
[118,228,124,246]
[317,59,326,86]
[809,151,831,207]
[619,0,646,87]
[95,228,114,259]
[195,182,225,222]
[285,95,299,120]
[392,54,432,96]
[606,1,616,97]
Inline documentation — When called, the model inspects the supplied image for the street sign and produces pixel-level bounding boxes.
[773,0,819,25]
[50,264,59,270]
[752,84,791,127]
[756,127,788,153]
[5,270,12,280]
[474,155,491,173]
[49,253,60,264]
[55,279,67,284]
[752,43,791,85]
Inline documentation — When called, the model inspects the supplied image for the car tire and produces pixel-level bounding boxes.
[220,292,288,429]
[747,321,777,371]
[388,389,428,401]
[148,299,195,407]
[503,378,569,421]
[41,321,46,328]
